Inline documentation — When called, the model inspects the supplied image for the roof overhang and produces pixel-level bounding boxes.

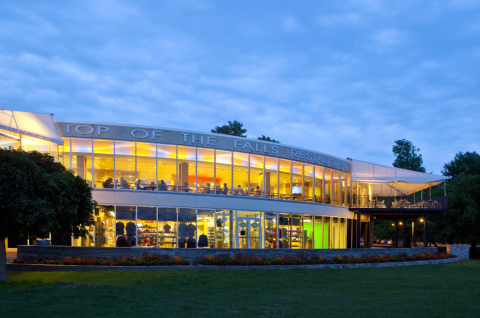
[351,159,449,195]
[0,110,63,144]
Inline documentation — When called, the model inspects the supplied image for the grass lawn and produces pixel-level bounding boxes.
[1,260,480,318]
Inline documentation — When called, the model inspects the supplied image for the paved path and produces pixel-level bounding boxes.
[6,252,17,263]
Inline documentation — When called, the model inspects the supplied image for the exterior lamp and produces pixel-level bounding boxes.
[399,222,403,225]
[391,223,395,226]
[420,218,424,222]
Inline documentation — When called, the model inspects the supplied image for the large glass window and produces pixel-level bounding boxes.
[303,215,314,249]
[333,170,341,205]
[60,138,71,170]
[137,206,157,247]
[115,141,135,189]
[115,206,136,247]
[197,209,215,248]
[291,214,303,249]
[340,218,347,248]
[93,139,114,189]
[22,136,58,160]
[178,208,196,248]
[278,213,290,248]
[215,150,232,195]
[0,129,20,149]
[314,166,324,203]
[341,172,347,206]
[136,143,156,190]
[279,159,291,200]
[292,161,303,201]
[347,173,351,207]
[324,168,332,204]
[71,138,92,185]
[178,146,196,193]
[264,213,278,249]
[304,164,314,202]
[249,154,264,197]
[157,144,177,192]
[91,205,114,247]
[324,217,331,248]
[215,210,233,248]
[197,148,215,194]
[158,208,177,248]
[314,216,323,249]
[333,217,339,248]
[233,152,249,196]
[265,157,279,199]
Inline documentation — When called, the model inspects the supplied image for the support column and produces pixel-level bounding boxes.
[424,215,429,247]
[356,212,361,248]
[368,218,374,248]
[394,221,399,248]
[402,218,407,248]
[412,217,417,247]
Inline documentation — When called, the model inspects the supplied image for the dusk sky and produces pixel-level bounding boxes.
[1,0,479,174]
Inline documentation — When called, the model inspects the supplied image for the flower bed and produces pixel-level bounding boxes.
[12,253,189,266]
[195,252,456,266]
[12,252,456,267]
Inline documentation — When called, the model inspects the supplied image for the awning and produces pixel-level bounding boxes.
[351,159,449,195]
[0,110,63,144]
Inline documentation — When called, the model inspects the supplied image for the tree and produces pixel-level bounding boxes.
[211,120,247,137]
[442,151,480,179]
[431,151,480,254]
[0,148,95,282]
[431,174,480,250]
[258,135,280,143]
[392,139,426,172]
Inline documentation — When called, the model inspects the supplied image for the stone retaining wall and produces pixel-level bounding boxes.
[7,257,460,272]
[17,245,438,262]
[447,245,470,259]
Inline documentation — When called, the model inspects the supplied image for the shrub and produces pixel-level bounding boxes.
[13,253,189,266]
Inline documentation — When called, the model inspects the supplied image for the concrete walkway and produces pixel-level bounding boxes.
[6,252,17,263]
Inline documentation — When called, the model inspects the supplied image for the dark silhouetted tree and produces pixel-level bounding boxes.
[392,139,426,172]
[258,135,280,143]
[0,148,95,282]
[431,152,480,254]
[211,120,247,137]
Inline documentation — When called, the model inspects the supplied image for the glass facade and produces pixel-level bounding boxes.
[233,152,249,196]
[157,144,177,191]
[59,137,350,207]
[216,150,232,195]
[265,157,279,199]
[1,131,354,250]
[86,206,352,249]
[279,159,291,200]
[93,139,114,189]
[136,143,156,190]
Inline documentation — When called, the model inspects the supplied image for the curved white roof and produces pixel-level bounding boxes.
[351,159,449,195]
[0,110,63,144]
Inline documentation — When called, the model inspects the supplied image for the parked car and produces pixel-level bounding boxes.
[386,239,393,245]
[380,239,387,244]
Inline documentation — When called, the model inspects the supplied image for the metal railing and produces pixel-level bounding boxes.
[349,195,447,210]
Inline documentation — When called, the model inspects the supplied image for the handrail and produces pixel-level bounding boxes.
[349,195,447,210]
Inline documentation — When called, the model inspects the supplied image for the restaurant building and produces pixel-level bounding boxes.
[1,110,449,251]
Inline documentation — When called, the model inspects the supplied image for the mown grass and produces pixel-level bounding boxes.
[1,260,480,318]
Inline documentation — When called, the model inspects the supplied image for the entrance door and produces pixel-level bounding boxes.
[237,218,261,249]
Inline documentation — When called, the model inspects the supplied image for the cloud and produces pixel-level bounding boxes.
[0,0,479,174]
[372,29,406,48]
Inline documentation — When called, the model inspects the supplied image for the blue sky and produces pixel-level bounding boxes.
[1,0,479,174]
